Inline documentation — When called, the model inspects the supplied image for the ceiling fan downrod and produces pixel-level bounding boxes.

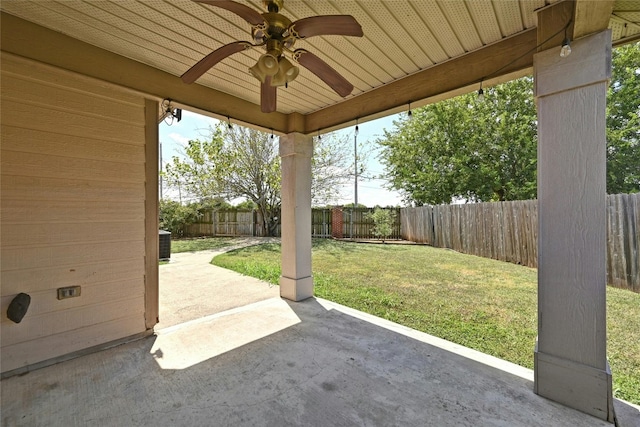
[264,0,283,13]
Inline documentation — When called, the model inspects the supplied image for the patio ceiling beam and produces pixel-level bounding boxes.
[574,0,615,39]
[536,0,615,54]
[536,0,575,53]
[304,27,537,134]
[0,13,289,133]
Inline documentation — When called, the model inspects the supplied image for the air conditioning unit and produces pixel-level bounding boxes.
[159,230,171,260]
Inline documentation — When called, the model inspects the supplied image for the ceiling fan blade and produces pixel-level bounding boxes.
[294,50,354,97]
[194,0,267,28]
[182,41,250,84]
[261,76,277,113]
[289,15,363,39]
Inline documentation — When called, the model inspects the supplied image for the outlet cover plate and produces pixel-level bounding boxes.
[57,286,81,300]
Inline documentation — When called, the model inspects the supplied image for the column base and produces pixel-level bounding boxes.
[534,345,613,422]
[280,275,313,302]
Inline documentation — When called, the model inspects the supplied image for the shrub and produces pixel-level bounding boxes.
[365,207,397,242]
[159,200,202,237]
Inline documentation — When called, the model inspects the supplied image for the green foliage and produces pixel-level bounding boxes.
[234,199,257,209]
[199,197,233,210]
[379,42,640,204]
[163,126,226,201]
[159,200,202,237]
[221,126,282,236]
[159,198,231,237]
[165,125,281,235]
[379,77,537,205]
[365,207,397,242]
[163,125,357,235]
[607,41,640,194]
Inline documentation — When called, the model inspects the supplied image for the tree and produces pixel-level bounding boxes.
[164,125,280,235]
[164,125,356,236]
[159,198,231,236]
[159,200,202,237]
[607,41,640,194]
[234,200,257,209]
[365,207,397,242]
[312,133,363,205]
[378,77,537,205]
[162,129,225,204]
[378,42,640,205]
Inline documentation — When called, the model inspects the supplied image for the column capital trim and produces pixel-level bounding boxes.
[534,30,611,98]
[279,133,313,158]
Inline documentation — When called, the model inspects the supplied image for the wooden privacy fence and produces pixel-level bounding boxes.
[340,207,402,239]
[402,201,538,267]
[181,209,256,237]
[401,193,640,292]
[607,193,640,291]
[312,208,332,238]
[178,207,401,240]
[180,209,284,237]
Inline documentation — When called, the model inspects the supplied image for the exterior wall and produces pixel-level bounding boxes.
[0,53,149,374]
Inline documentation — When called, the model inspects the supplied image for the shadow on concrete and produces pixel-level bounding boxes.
[1,296,620,427]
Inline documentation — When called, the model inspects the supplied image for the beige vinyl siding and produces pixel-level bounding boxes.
[0,53,149,373]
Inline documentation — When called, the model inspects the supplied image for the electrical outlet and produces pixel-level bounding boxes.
[57,286,81,300]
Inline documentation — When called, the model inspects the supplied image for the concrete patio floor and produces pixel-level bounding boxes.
[2,239,639,426]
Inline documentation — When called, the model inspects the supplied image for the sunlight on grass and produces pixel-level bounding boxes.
[212,239,640,404]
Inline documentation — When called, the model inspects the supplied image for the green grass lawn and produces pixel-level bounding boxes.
[212,238,640,404]
[170,237,237,253]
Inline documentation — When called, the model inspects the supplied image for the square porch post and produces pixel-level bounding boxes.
[533,30,613,422]
[279,132,313,301]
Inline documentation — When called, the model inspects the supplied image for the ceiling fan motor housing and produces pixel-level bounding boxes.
[252,12,294,48]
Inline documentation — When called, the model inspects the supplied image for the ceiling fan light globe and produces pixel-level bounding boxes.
[258,53,279,76]
[272,58,299,86]
[281,58,299,79]
[249,63,267,83]
[286,66,299,80]
[271,73,286,86]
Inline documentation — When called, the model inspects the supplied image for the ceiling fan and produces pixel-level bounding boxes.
[181,0,363,113]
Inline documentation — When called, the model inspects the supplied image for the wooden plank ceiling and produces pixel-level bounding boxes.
[1,0,638,134]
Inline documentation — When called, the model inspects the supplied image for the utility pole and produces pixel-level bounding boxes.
[351,123,359,239]
[354,124,359,207]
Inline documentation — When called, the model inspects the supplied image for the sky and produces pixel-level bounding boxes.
[159,109,405,207]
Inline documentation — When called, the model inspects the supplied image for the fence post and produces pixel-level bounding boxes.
[323,209,328,237]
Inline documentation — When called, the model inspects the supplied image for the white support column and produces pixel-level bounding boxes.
[279,132,313,301]
[534,30,613,422]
